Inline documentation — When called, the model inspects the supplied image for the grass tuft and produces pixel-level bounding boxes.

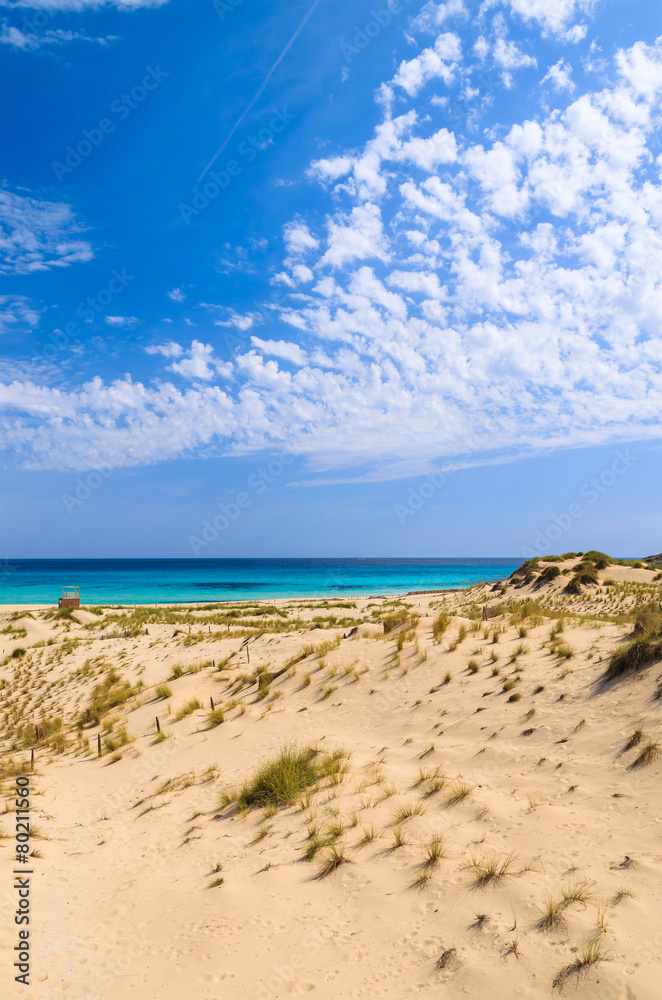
[464,850,519,888]
[316,844,352,879]
[630,740,660,769]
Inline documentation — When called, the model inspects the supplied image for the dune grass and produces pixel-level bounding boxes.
[464,851,519,888]
[176,698,201,721]
[232,744,346,812]
[553,936,606,989]
[207,708,225,727]
[630,740,660,768]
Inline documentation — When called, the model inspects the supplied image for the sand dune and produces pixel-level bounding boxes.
[1,555,661,999]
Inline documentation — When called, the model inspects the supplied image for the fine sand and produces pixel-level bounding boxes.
[1,556,661,999]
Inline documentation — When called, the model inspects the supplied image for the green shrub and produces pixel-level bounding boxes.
[537,565,561,585]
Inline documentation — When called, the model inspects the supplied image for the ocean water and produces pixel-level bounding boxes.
[0,558,521,606]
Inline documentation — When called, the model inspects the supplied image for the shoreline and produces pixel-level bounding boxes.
[0,586,480,612]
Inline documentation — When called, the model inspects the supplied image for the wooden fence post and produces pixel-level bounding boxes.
[97,734,101,757]
[31,748,34,771]
[210,697,214,711]
[155,716,161,734]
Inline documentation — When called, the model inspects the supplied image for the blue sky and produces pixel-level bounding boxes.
[0,0,660,558]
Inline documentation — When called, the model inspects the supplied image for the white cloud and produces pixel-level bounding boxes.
[0,295,40,333]
[250,337,307,366]
[0,188,93,273]
[144,341,182,358]
[504,0,596,41]
[319,203,389,268]
[105,315,138,327]
[167,287,185,302]
[168,340,233,381]
[0,22,117,48]
[283,220,319,255]
[542,58,575,92]
[392,32,462,96]
[213,310,256,332]
[411,0,468,33]
[493,37,536,71]
[2,33,662,477]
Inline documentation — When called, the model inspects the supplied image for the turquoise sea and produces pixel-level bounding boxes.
[0,558,521,606]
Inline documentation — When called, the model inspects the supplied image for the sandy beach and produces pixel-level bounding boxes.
[1,554,661,999]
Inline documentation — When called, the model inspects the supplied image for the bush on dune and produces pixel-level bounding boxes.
[605,606,662,680]
[233,744,347,811]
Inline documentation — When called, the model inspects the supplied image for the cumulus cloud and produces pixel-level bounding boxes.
[392,32,462,95]
[542,58,575,91]
[144,341,182,358]
[167,287,185,302]
[319,203,389,268]
[2,25,662,477]
[168,340,233,381]
[504,0,596,41]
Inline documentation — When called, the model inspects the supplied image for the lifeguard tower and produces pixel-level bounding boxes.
[58,586,80,609]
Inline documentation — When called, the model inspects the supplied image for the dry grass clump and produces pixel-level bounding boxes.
[392,802,424,824]
[435,946,457,970]
[621,727,643,752]
[176,698,201,720]
[432,612,450,642]
[80,667,138,726]
[560,880,595,907]
[537,894,567,931]
[357,824,378,848]
[316,843,352,879]
[233,744,346,812]
[207,708,225,727]
[553,936,606,990]
[605,608,662,679]
[464,851,519,888]
[446,781,473,805]
[155,683,172,700]
[421,834,446,871]
[630,740,660,768]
